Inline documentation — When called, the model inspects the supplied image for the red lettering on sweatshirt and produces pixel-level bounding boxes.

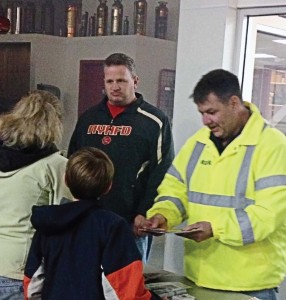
[87,125,132,136]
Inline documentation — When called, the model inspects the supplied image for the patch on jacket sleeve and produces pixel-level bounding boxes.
[102,271,119,300]
[24,260,45,300]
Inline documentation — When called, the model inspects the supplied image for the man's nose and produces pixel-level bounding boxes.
[202,114,211,125]
[112,82,120,90]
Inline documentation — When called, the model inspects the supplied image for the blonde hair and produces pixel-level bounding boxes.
[0,90,63,148]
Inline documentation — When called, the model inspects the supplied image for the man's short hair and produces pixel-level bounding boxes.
[65,147,114,200]
[104,53,136,77]
[191,69,243,104]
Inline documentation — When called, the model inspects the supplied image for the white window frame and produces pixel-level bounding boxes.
[233,5,286,89]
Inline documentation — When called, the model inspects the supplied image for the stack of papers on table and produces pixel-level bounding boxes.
[146,281,195,299]
[172,294,196,300]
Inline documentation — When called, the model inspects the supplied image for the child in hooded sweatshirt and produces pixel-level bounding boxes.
[23,147,163,300]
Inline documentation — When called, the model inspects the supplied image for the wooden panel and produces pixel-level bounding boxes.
[0,43,30,113]
[0,47,7,102]
[78,60,104,117]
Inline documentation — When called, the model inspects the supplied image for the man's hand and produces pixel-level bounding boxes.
[175,221,213,242]
[133,214,168,237]
[142,214,168,236]
[148,214,168,230]
[133,214,148,237]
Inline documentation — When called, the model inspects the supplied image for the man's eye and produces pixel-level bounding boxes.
[207,111,215,115]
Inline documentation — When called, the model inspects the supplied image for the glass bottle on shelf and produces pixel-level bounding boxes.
[123,15,129,35]
[22,2,36,33]
[80,11,88,37]
[66,2,82,37]
[110,0,123,35]
[41,0,54,35]
[66,4,78,37]
[88,13,96,36]
[96,0,108,36]
[134,0,147,36]
[6,1,14,33]
[14,3,22,34]
[155,1,168,39]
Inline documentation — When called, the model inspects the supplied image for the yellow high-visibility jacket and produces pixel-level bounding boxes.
[147,102,286,291]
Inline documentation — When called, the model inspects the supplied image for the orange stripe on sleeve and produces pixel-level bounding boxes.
[106,260,152,300]
[23,275,31,300]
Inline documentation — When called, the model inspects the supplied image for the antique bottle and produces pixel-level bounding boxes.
[155,1,168,39]
[96,0,108,36]
[67,4,77,37]
[22,2,36,33]
[41,0,54,35]
[134,0,147,35]
[80,11,88,37]
[6,1,14,33]
[14,3,22,34]
[123,15,129,35]
[110,0,123,35]
[88,14,96,36]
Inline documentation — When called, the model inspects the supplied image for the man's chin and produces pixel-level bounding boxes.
[109,99,123,105]
[212,131,223,139]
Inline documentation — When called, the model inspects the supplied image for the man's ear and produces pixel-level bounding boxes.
[230,95,241,109]
[133,75,139,89]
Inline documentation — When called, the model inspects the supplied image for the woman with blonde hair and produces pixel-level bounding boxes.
[0,90,73,299]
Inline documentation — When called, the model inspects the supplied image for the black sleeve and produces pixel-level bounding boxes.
[67,124,80,157]
[136,114,174,216]
[24,231,45,299]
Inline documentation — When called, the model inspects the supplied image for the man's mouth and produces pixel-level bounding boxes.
[209,126,221,135]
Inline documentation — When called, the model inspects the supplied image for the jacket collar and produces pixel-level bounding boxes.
[99,92,144,113]
[197,101,267,147]
[0,144,58,172]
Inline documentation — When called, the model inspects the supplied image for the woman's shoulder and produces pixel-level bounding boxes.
[38,151,68,171]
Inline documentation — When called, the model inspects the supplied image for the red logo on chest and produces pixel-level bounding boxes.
[102,136,112,145]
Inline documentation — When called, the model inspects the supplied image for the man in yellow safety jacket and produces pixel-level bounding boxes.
[145,69,286,300]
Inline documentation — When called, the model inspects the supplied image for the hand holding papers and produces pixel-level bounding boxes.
[139,227,202,236]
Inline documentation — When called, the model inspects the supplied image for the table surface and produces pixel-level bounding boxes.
[144,266,255,300]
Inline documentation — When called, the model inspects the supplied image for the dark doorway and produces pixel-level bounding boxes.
[78,60,104,117]
[0,43,31,113]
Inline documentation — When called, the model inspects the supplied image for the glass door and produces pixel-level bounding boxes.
[235,7,286,134]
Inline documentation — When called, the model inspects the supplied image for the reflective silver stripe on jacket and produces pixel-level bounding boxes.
[186,142,205,191]
[255,175,286,190]
[159,125,284,244]
[157,195,187,220]
[167,164,184,183]
[188,143,256,244]
[188,191,254,209]
[162,142,256,244]
[156,143,205,222]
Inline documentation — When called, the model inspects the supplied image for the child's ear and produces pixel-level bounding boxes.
[103,182,113,195]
